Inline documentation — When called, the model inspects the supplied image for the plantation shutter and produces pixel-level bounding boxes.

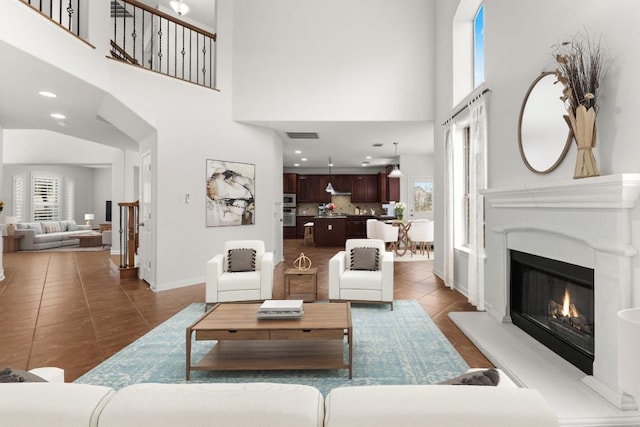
[32,174,61,221]
[12,174,26,223]
[66,178,75,220]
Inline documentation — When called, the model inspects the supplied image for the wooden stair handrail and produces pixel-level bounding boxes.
[117,0,217,41]
[110,40,139,65]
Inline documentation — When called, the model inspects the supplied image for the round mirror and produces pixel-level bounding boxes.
[518,72,572,174]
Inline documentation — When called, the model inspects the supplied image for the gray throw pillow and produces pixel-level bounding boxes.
[0,368,47,383]
[67,223,78,231]
[350,247,380,271]
[227,248,256,272]
[438,368,500,386]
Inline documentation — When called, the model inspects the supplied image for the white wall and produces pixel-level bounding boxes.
[232,0,435,122]
[434,0,640,297]
[92,167,112,226]
[1,0,283,291]
[485,0,640,187]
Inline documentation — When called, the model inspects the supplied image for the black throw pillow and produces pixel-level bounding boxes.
[0,367,47,383]
[227,248,257,272]
[438,368,500,386]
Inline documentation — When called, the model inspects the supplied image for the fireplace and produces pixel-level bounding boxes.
[510,250,594,375]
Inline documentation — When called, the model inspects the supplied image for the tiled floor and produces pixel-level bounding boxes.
[0,240,491,381]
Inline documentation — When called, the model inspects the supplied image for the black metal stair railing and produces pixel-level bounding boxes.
[21,0,81,37]
[111,0,217,90]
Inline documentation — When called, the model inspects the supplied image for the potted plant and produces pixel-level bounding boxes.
[553,32,608,178]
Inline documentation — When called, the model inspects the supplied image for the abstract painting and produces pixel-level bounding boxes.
[206,159,255,226]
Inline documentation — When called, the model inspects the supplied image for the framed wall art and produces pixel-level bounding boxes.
[206,159,255,226]
[408,176,433,219]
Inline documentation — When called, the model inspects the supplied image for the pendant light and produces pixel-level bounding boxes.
[170,0,190,16]
[388,142,403,177]
[325,157,335,193]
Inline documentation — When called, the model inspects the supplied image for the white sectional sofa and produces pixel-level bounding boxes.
[14,220,93,251]
[0,372,558,426]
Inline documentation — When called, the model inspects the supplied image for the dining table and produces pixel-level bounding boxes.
[386,220,415,257]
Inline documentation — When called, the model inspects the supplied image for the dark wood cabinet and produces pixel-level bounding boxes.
[283,227,297,239]
[283,173,297,193]
[330,175,351,194]
[297,175,331,203]
[350,175,378,202]
[378,168,400,202]
[346,215,374,239]
[314,217,346,247]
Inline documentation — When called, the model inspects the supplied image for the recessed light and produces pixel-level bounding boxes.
[301,158,308,162]
[294,163,300,167]
[362,162,370,166]
[50,113,66,119]
[294,150,302,154]
[366,156,372,160]
[328,162,334,167]
[39,91,57,98]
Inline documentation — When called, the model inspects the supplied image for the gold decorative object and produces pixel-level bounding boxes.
[294,252,312,271]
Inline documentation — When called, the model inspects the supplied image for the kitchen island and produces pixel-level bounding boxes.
[313,214,395,247]
[313,215,347,247]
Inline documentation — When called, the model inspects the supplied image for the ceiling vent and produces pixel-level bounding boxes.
[111,1,133,18]
[372,143,383,147]
[286,132,319,139]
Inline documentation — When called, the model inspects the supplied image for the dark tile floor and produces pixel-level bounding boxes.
[0,239,491,381]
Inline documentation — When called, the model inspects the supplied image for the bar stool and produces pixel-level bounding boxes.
[303,222,315,246]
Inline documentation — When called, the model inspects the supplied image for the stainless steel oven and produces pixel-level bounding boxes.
[283,208,296,227]
[283,193,296,208]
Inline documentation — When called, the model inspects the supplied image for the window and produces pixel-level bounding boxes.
[32,173,61,221]
[473,4,485,87]
[453,125,472,248]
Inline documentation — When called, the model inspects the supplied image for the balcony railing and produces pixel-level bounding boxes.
[111,0,217,89]
[21,0,81,37]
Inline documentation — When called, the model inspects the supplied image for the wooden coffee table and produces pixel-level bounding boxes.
[186,302,352,379]
[76,233,102,247]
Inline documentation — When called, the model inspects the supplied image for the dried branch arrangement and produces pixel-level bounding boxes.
[553,32,607,115]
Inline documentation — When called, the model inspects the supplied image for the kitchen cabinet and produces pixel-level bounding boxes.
[283,227,297,239]
[314,216,347,247]
[350,175,378,202]
[283,173,297,193]
[297,175,331,203]
[330,175,351,194]
[378,168,400,202]
[346,215,375,239]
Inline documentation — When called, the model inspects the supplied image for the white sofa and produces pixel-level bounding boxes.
[15,220,93,251]
[0,370,558,426]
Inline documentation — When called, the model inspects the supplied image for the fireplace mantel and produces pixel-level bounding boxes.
[470,172,640,419]
[483,173,640,209]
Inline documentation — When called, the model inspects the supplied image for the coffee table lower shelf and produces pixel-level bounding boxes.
[190,340,348,372]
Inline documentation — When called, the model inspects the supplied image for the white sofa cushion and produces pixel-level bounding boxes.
[324,385,557,427]
[217,270,262,291]
[98,383,324,427]
[0,383,115,427]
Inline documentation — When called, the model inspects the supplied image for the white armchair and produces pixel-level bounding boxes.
[206,240,274,306]
[366,219,378,239]
[329,239,394,310]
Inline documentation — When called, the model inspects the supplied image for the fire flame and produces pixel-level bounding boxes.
[561,288,580,318]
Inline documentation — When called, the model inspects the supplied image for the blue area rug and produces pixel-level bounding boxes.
[75,300,468,395]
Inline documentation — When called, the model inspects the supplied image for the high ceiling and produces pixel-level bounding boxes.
[0,1,434,169]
